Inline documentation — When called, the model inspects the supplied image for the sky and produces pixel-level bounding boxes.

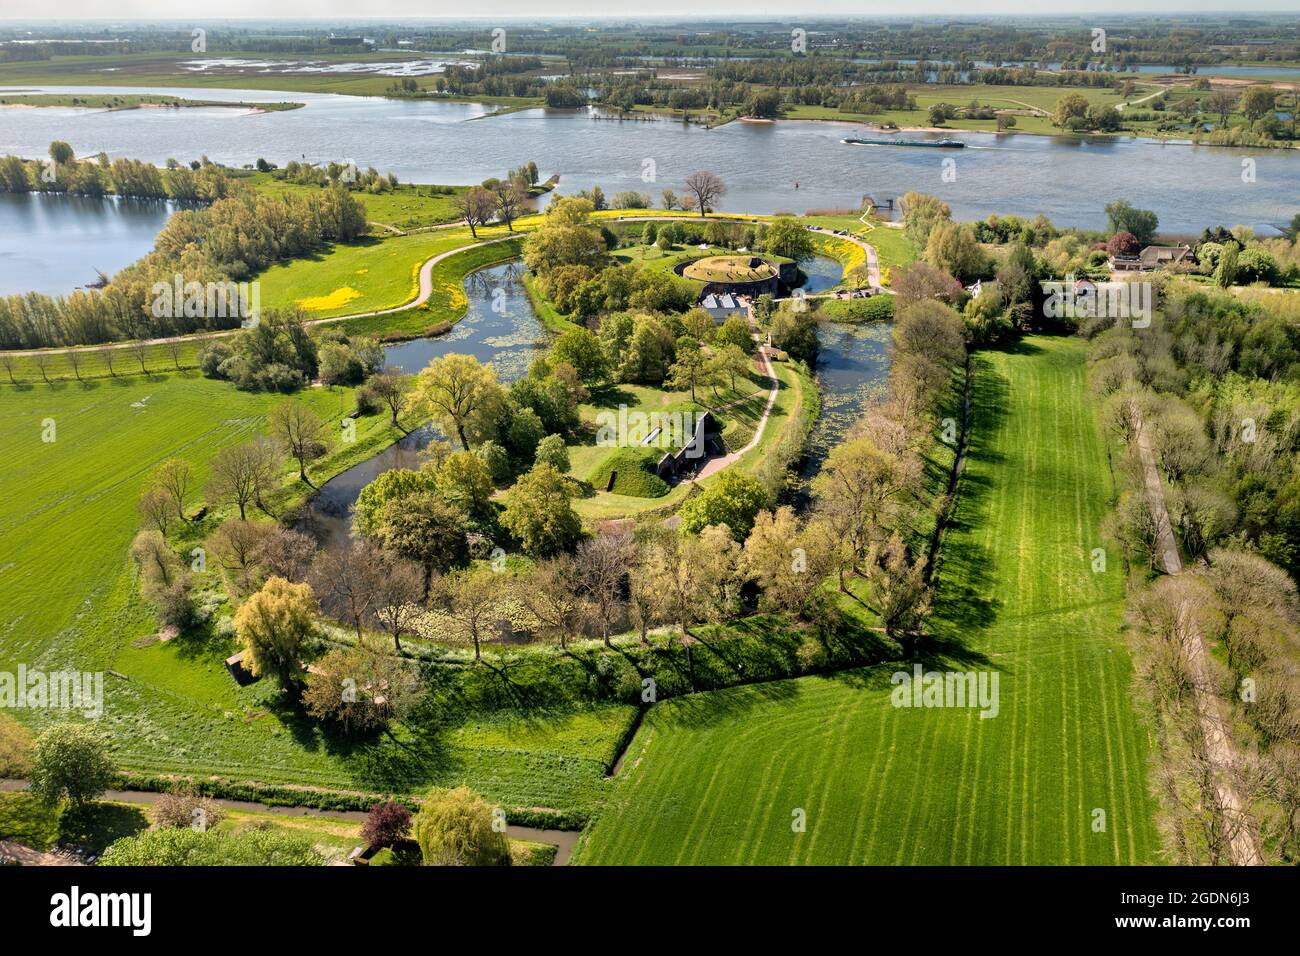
[6,3,1300,19]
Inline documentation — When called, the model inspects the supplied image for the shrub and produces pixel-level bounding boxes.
[30,722,114,809]
[0,712,34,778]
[413,787,511,866]
[362,801,412,848]
[100,827,325,866]
[149,789,225,831]
[533,433,571,473]
[197,341,233,378]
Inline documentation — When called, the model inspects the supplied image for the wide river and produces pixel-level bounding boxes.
[1,84,1296,236]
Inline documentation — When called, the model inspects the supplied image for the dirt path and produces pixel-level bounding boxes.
[0,778,577,865]
[1134,419,1264,866]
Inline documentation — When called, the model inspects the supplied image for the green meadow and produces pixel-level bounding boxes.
[0,371,630,819]
[574,336,1160,864]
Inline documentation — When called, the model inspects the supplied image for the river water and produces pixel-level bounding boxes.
[1,84,1295,239]
[0,191,173,296]
[306,253,884,540]
[303,260,551,546]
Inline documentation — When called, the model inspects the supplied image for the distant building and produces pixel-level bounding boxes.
[1111,244,1192,273]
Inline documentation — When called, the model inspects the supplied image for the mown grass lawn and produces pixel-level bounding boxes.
[574,336,1159,864]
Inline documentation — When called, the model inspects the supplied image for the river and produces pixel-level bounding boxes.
[1,83,1296,238]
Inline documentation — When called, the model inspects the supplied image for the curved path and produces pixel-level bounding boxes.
[3,234,520,358]
[5,214,879,358]
[0,778,576,865]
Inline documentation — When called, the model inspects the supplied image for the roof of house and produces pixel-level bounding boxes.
[702,293,741,311]
[1138,244,1192,267]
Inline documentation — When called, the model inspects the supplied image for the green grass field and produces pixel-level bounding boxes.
[0,369,637,820]
[574,336,1159,864]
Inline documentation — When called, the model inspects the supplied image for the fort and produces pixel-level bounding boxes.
[674,254,797,300]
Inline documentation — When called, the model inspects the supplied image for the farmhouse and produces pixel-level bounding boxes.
[1110,244,1193,273]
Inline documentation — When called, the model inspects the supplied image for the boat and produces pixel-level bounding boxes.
[842,137,966,148]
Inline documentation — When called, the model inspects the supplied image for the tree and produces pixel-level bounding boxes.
[1239,85,1278,123]
[206,440,268,520]
[368,552,426,653]
[413,787,511,866]
[1051,92,1091,128]
[303,646,421,735]
[863,532,931,641]
[152,459,196,523]
[1215,245,1239,288]
[352,467,436,536]
[1104,199,1159,245]
[522,196,605,274]
[892,261,963,311]
[413,353,502,449]
[492,178,527,232]
[501,463,582,557]
[513,556,585,648]
[308,539,388,639]
[362,801,412,849]
[924,221,987,283]
[549,328,608,386]
[434,450,495,516]
[900,191,952,249]
[234,576,317,696]
[456,186,497,239]
[137,484,175,535]
[48,140,75,165]
[1106,230,1141,258]
[575,532,634,647]
[679,470,768,539]
[208,519,270,598]
[683,170,726,217]
[368,369,412,430]
[665,337,714,403]
[1207,90,1237,127]
[744,507,834,618]
[270,401,330,484]
[30,722,114,810]
[533,433,571,473]
[714,316,755,354]
[421,566,517,660]
[811,437,916,589]
[375,491,470,594]
[763,217,814,261]
[710,344,753,396]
